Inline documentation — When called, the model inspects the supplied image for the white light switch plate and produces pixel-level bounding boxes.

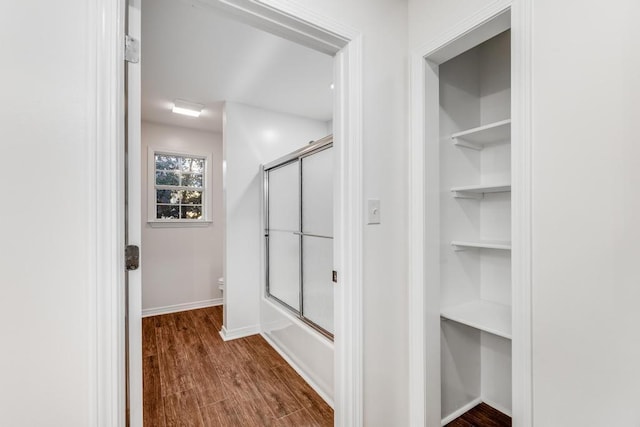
[367,199,381,224]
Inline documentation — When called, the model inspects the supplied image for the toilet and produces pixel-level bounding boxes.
[217,277,224,297]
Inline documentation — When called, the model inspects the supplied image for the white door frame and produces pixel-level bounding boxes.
[93,0,364,426]
[407,1,533,425]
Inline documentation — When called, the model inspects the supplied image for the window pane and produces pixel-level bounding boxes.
[181,173,203,188]
[157,205,179,219]
[181,157,204,173]
[181,190,202,205]
[181,205,202,219]
[155,155,179,170]
[156,171,179,186]
[157,190,181,204]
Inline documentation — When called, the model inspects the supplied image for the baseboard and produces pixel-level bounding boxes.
[219,324,260,341]
[481,398,512,418]
[260,332,334,409]
[141,298,223,317]
[441,397,483,426]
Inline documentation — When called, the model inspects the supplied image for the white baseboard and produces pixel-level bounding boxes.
[441,397,483,425]
[260,332,334,409]
[141,298,222,317]
[219,324,260,341]
[481,398,512,418]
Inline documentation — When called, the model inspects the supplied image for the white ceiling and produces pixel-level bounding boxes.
[141,0,334,133]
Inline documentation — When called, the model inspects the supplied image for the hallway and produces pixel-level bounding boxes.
[143,307,333,426]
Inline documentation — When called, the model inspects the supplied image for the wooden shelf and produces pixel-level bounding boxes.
[441,300,512,339]
[451,183,511,198]
[451,240,511,251]
[451,119,511,150]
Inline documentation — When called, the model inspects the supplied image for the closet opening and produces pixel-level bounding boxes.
[406,5,532,425]
[438,28,512,423]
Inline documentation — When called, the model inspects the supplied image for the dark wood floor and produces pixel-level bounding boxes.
[445,403,512,427]
[143,306,334,426]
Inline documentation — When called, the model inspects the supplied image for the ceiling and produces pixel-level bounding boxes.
[141,0,334,133]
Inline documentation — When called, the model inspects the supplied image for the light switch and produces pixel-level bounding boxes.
[367,199,381,224]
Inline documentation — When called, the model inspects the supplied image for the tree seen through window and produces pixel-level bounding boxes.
[154,153,205,220]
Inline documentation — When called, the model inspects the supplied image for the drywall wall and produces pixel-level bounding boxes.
[529,0,640,424]
[141,121,223,313]
[223,101,329,333]
[0,1,92,425]
[409,0,640,424]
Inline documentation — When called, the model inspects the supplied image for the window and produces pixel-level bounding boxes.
[148,148,211,225]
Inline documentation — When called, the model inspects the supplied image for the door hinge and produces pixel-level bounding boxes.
[332,270,338,283]
[125,245,140,271]
[124,35,140,63]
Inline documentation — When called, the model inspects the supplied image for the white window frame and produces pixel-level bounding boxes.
[147,146,212,227]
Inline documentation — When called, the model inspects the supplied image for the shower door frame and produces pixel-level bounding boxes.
[263,136,334,339]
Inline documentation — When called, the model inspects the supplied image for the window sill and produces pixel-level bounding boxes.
[147,220,212,228]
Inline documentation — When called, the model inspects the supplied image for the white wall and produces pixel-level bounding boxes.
[140,121,223,312]
[530,1,640,424]
[223,102,329,333]
[409,0,640,424]
[0,1,92,425]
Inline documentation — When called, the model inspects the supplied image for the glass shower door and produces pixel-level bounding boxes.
[301,147,334,334]
[267,161,300,311]
[265,137,334,338]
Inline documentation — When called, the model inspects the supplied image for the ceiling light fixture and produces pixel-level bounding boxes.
[171,99,204,117]
[330,83,335,90]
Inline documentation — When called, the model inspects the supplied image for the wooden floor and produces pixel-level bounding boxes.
[143,306,333,426]
[445,403,512,427]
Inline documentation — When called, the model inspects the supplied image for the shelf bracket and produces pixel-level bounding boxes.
[452,138,482,150]
[453,191,484,199]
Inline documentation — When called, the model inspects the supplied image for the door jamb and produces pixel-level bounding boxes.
[93,0,364,426]
[92,0,126,425]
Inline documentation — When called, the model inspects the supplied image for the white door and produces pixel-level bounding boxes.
[126,0,143,425]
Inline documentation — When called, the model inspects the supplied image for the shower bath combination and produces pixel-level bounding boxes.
[262,135,335,340]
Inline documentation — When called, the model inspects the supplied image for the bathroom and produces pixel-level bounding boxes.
[138,0,336,423]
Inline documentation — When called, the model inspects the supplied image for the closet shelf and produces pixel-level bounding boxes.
[451,240,511,251]
[451,119,511,150]
[441,300,512,339]
[451,183,511,199]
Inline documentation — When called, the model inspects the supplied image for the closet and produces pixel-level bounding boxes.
[436,29,513,422]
